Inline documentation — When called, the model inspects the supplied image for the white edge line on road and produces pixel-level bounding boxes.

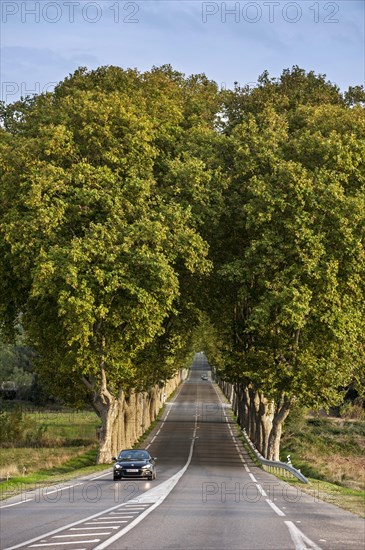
[213,376,321,547]
[131,375,183,451]
[256,484,267,497]
[0,482,85,509]
[90,472,112,480]
[285,521,322,550]
[0,498,33,509]
[212,381,254,481]
[92,412,198,550]
[265,499,286,517]
[4,379,196,550]
[212,375,321,547]
[41,482,84,496]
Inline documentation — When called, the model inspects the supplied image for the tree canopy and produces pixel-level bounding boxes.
[203,69,365,458]
[1,65,364,461]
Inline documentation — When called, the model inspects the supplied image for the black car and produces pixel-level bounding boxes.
[112,449,157,481]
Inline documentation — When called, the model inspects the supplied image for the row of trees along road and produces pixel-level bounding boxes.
[1,66,364,462]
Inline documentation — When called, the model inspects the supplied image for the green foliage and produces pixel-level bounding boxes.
[0,333,34,383]
[0,408,48,447]
[211,67,365,411]
[221,66,344,134]
[1,65,364,458]
[0,344,18,381]
[345,85,365,107]
[340,398,365,420]
[0,65,222,407]
[0,337,37,401]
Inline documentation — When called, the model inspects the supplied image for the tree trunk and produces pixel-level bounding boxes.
[242,386,250,433]
[124,392,136,449]
[248,387,256,442]
[259,395,274,459]
[235,383,243,425]
[232,384,238,416]
[82,360,183,464]
[253,390,263,454]
[267,395,291,461]
[93,391,125,463]
[82,334,127,464]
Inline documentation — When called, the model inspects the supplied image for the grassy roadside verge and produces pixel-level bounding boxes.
[0,408,104,500]
[0,447,112,501]
[280,414,365,518]
[277,476,365,518]
[216,385,365,518]
[234,412,365,517]
[0,387,179,501]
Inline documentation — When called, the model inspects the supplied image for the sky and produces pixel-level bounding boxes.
[0,0,364,103]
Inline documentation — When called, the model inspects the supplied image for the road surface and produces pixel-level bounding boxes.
[1,353,364,550]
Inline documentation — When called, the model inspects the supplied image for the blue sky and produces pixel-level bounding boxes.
[1,1,364,102]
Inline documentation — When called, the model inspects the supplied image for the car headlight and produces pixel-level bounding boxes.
[114,464,122,469]
[141,464,152,469]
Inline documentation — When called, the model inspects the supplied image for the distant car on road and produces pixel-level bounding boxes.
[201,374,208,380]
[112,449,157,481]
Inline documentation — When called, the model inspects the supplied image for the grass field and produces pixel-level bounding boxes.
[0,448,112,501]
[281,415,365,490]
[280,413,365,517]
[28,410,100,446]
[0,409,100,481]
[0,405,173,500]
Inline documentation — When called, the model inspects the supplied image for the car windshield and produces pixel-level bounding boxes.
[118,450,149,461]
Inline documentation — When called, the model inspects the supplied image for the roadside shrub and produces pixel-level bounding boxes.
[0,407,48,447]
[340,398,365,420]
[283,404,308,434]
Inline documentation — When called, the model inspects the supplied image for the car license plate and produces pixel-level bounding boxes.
[126,469,139,472]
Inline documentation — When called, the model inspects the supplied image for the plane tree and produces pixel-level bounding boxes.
[209,70,365,459]
[0,66,222,461]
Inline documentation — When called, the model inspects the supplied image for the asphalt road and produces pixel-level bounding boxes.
[1,353,364,550]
